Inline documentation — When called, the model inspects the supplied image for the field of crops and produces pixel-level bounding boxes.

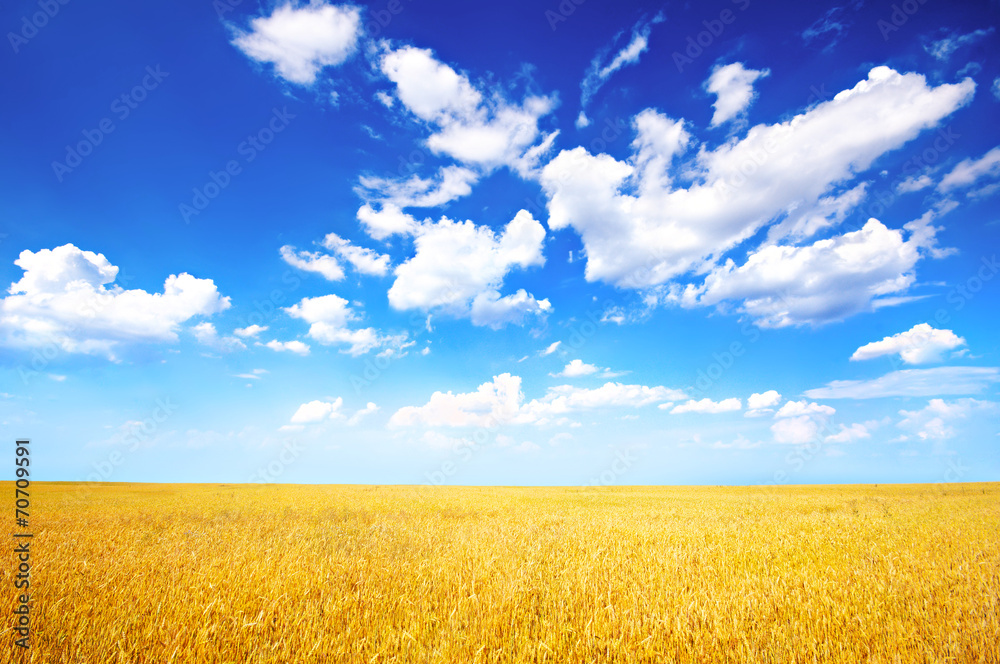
[2,482,998,663]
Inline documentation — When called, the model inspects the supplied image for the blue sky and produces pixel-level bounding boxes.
[1,0,998,485]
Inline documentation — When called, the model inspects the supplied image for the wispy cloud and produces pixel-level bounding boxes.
[579,14,664,110]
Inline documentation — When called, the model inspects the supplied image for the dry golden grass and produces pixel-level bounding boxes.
[2,482,999,663]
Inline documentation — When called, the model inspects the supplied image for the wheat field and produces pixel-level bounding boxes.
[2,482,998,663]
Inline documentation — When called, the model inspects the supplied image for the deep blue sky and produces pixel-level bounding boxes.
[1,0,998,485]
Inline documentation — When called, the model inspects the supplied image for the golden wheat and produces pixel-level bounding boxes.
[2,482,998,663]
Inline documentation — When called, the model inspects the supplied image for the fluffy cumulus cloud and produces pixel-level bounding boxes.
[670,397,742,414]
[279,245,345,281]
[347,402,379,426]
[231,2,361,85]
[851,323,966,364]
[746,390,782,416]
[771,416,822,445]
[263,339,311,355]
[805,366,1000,399]
[770,400,835,445]
[388,374,685,428]
[285,294,404,356]
[290,398,344,424]
[552,359,599,378]
[469,289,552,330]
[686,219,944,327]
[0,244,230,360]
[387,210,550,328]
[896,398,996,445]
[389,373,524,428]
[775,400,835,418]
[704,62,770,126]
[541,67,974,326]
[377,45,558,177]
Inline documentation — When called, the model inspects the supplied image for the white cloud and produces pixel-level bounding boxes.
[231,2,361,85]
[746,390,782,416]
[279,245,345,281]
[347,402,379,426]
[389,373,524,428]
[355,204,420,241]
[285,294,402,356]
[896,174,933,194]
[705,62,770,126]
[191,322,217,344]
[541,341,561,356]
[775,400,836,418]
[0,244,230,360]
[897,398,996,445]
[469,289,551,329]
[993,78,1000,101]
[851,323,966,364]
[805,366,1000,399]
[522,382,685,424]
[764,184,869,245]
[280,234,388,281]
[825,422,871,444]
[540,67,974,325]
[290,398,343,424]
[937,146,1000,192]
[683,218,945,328]
[356,166,479,213]
[747,390,781,410]
[771,416,820,445]
[321,233,391,276]
[552,359,599,377]
[378,45,557,175]
[389,374,684,428]
[387,210,549,327]
[191,322,245,352]
[233,324,268,338]
[580,15,663,108]
[801,6,848,50]
[235,368,268,380]
[770,400,835,444]
[263,339,311,356]
[924,28,995,61]
[671,398,742,414]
